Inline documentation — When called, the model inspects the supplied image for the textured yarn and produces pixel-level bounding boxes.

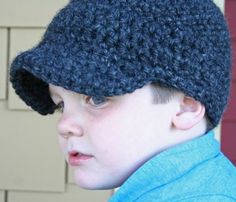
[10,0,232,128]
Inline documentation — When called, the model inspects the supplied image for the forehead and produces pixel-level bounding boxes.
[48,84,69,97]
[49,84,65,93]
[48,83,155,101]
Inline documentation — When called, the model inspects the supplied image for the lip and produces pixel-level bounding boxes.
[68,151,93,166]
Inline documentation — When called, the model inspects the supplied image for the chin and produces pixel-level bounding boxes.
[74,180,118,190]
[73,174,122,190]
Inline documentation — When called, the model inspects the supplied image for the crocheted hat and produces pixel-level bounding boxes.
[10,0,231,128]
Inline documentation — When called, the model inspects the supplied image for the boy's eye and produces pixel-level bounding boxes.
[86,96,109,107]
[55,101,64,112]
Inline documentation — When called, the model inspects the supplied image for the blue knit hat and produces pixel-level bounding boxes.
[10,0,231,128]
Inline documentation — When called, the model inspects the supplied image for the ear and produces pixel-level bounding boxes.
[172,96,206,130]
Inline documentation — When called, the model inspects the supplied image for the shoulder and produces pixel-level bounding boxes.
[171,195,236,202]
[135,195,236,202]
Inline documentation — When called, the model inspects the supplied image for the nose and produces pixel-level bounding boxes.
[57,116,84,139]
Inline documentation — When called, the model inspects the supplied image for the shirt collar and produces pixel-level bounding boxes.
[109,131,220,202]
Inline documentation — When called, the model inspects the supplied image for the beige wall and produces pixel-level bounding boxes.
[0,0,112,201]
[0,0,224,201]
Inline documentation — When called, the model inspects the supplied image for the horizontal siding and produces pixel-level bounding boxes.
[0,102,66,192]
[213,0,225,13]
[0,29,7,100]
[0,191,5,202]
[8,185,111,202]
[0,0,68,27]
[0,0,113,199]
[8,28,45,110]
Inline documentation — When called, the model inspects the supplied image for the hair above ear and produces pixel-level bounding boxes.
[172,96,206,130]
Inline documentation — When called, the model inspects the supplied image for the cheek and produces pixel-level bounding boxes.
[88,103,172,159]
[88,106,149,156]
[87,110,158,178]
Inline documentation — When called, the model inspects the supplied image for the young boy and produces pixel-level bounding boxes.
[10,0,236,201]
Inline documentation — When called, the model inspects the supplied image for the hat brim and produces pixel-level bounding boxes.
[10,44,149,115]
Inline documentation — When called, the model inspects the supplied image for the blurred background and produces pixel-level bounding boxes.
[0,0,235,201]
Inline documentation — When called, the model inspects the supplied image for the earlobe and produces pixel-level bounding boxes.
[172,96,206,130]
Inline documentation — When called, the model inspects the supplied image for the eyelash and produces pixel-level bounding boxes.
[85,96,109,108]
[55,101,64,112]
[54,96,109,112]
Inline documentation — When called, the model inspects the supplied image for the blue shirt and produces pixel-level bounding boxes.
[109,131,236,201]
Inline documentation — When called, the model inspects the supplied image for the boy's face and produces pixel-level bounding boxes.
[49,84,180,189]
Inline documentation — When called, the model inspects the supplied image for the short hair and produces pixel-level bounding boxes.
[150,82,213,131]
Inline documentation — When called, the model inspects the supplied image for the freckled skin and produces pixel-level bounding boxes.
[49,84,184,190]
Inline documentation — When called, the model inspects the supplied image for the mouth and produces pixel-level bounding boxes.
[68,150,93,166]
